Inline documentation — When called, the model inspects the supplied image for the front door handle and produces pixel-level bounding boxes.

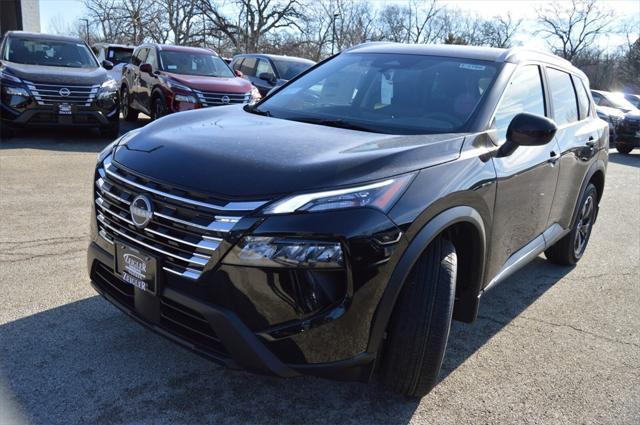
[548,150,560,164]
[586,137,597,147]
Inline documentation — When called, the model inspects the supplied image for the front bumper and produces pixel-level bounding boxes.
[1,100,118,129]
[616,119,640,147]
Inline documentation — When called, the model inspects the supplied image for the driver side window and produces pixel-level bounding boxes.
[494,65,546,142]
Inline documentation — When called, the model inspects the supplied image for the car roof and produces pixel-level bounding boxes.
[234,53,315,64]
[140,43,217,55]
[3,30,85,44]
[93,43,135,50]
[345,42,585,78]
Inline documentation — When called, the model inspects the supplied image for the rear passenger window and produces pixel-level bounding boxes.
[547,68,578,125]
[494,65,546,142]
[232,57,243,71]
[240,57,256,76]
[573,76,590,120]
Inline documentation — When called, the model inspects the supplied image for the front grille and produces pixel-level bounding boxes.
[160,297,227,354]
[95,155,267,280]
[24,80,99,106]
[91,263,227,356]
[193,90,250,107]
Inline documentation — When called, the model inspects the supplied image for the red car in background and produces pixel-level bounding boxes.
[120,44,260,121]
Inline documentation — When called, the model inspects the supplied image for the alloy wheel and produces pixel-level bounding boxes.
[574,194,595,258]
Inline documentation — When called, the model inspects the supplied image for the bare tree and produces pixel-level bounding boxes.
[200,0,302,52]
[536,0,615,61]
[480,13,522,48]
[154,0,199,45]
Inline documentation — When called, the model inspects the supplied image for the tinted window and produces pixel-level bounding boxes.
[132,48,147,66]
[494,65,545,141]
[240,57,256,76]
[107,47,133,65]
[272,59,313,80]
[255,58,274,76]
[159,51,233,78]
[547,68,578,125]
[3,36,97,68]
[146,48,158,69]
[573,76,590,120]
[232,57,243,71]
[258,53,498,135]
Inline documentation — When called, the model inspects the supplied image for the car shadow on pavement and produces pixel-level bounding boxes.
[608,151,639,167]
[0,118,150,153]
[0,258,572,425]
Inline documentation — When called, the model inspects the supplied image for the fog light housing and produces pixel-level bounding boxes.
[223,236,343,268]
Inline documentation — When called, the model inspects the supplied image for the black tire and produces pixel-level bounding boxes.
[380,236,457,398]
[151,93,167,120]
[121,86,138,122]
[545,183,598,266]
[100,120,120,139]
[615,143,633,154]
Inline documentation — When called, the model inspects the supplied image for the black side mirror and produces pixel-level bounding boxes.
[102,60,114,70]
[139,63,153,74]
[499,112,557,156]
[258,72,276,84]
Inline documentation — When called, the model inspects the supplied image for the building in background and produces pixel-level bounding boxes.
[1,0,41,34]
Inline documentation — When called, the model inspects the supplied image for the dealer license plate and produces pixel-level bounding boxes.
[116,241,157,293]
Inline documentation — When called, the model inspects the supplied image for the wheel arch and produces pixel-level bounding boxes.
[571,158,606,227]
[367,206,487,356]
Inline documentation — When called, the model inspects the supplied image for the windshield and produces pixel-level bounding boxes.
[256,53,498,135]
[3,36,97,68]
[107,47,133,65]
[159,51,234,78]
[272,59,313,80]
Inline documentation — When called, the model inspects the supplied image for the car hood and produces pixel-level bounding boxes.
[113,106,465,199]
[624,110,640,121]
[596,105,625,118]
[3,61,108,85]
[162,72,252,93]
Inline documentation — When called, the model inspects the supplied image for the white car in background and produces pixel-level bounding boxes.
[92,43,135,85]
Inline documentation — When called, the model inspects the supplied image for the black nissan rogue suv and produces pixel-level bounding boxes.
[0,31,119,138]
[87,43,608,398]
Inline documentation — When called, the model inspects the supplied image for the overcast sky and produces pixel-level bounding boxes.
[40,0,639,51]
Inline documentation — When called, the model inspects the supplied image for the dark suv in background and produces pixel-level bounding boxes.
[0,31,119,138]
[592,89,640,154]
[88,44,607,398]
[120,44,259,121]
[231,53,315,96]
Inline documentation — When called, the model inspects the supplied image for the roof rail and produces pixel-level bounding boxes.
[502,47,573,67]
[343,41,396,53]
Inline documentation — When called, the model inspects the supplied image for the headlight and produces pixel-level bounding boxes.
[0,69,22,84]
[97,79,118,99]
[174,94,197,103]
[223,236,343,268]
[162,78,192,92]
[263,174,415,214]
[2,86,29,97]
[249,86,261,104]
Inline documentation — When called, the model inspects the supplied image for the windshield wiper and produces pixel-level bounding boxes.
[292,117,378,133]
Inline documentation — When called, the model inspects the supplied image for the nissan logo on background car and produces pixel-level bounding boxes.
[129,194,153,228]
[58,87,71,97]
[221,95,231,104]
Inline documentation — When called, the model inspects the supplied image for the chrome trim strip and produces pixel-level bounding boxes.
[484,223,570,293]
[97,214,208,267]
[154,211,234,233]
[162,266,200,280]
[145,227,220,252]
[103,157,266,212]
[96,180,131,205]
[98,227,114,244]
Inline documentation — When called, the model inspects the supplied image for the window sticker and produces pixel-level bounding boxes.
[167,64,177,70]
[459,63,486,71]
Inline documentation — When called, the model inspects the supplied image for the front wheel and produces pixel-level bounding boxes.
[151,94,168,120]
[545,183,598,265]
[615,143,634,154]
[380,235,457,398]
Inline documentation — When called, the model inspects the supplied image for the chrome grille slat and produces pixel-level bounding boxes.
[97,214,208,267]
[24,80,99,106]
[193,90,250,107]
[95,155,272,280]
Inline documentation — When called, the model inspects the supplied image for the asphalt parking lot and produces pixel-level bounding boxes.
[0,123,638,425]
